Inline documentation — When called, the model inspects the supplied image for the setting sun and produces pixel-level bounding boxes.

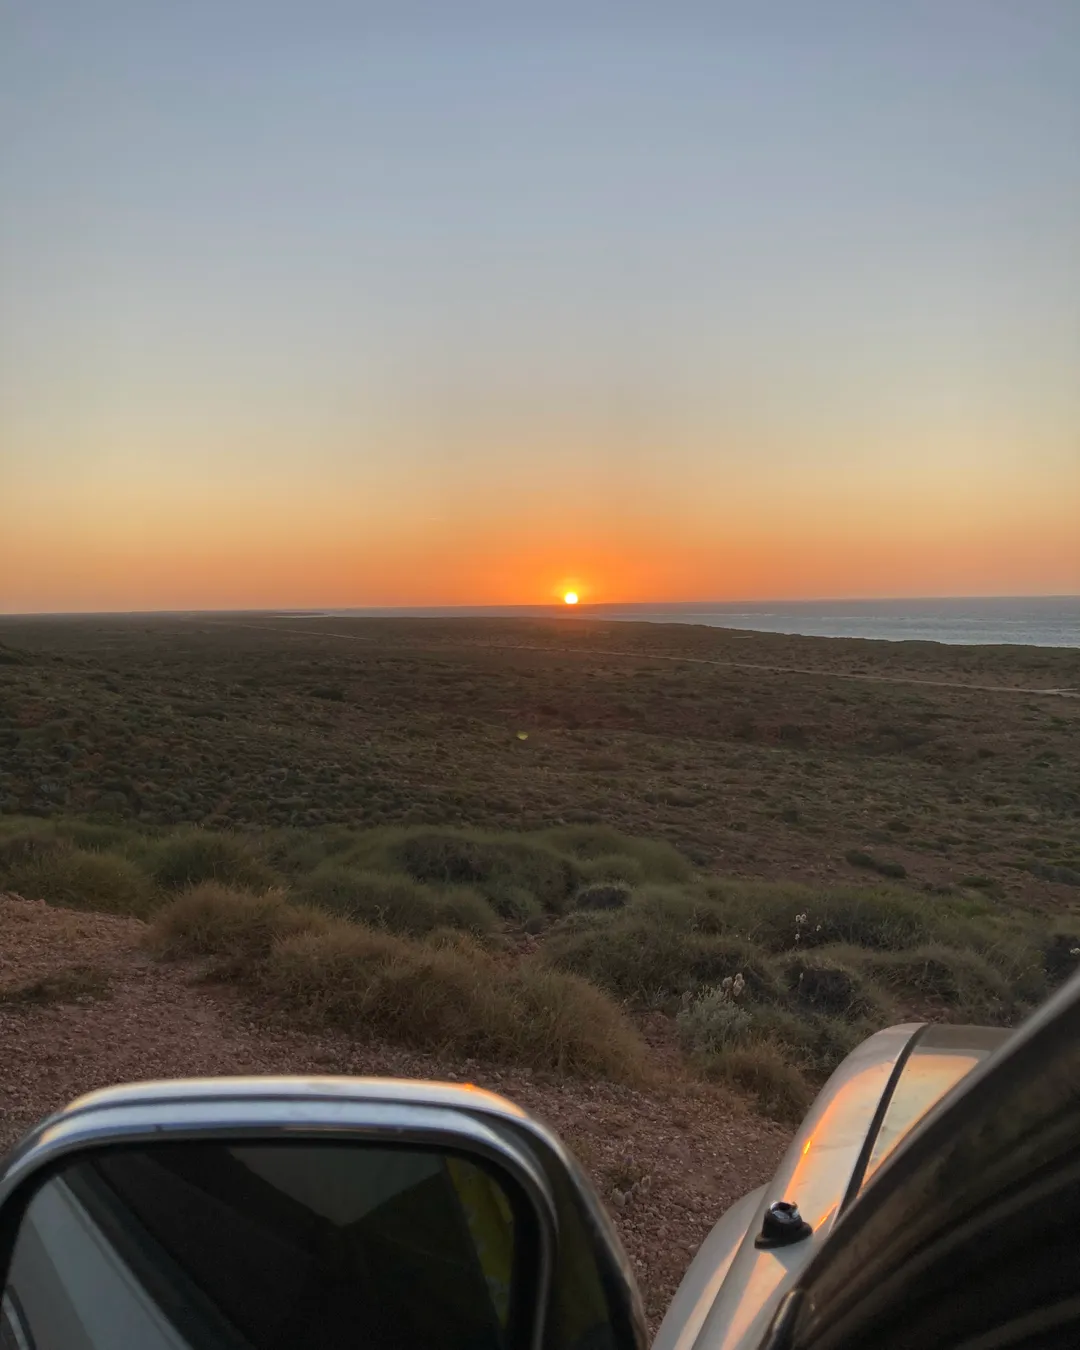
[563,591,579,606]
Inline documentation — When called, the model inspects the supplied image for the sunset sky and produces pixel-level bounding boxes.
[2,2,1078,613]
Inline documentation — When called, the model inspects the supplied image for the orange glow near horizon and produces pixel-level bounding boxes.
[563,591,579,605]
[4,9,1079,618]
[2,429,1079,614]
[2,489,1078,614]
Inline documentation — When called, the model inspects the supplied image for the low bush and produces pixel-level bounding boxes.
[298,864,496,936]
[260,920,648,1079]
[782,955,893,1021]
[676,983,753,1055]
[55,820,138,854]
[543,910,775,1003]
[574,881,632,911]
[747,1004,864,1079]
[1,836,153,917]
[4,811,1057,1118]
[487,885,544,923]
[151,884,648,1079]
[704,1041,812,1123]
[258,826,359,876]
[704,879,984,954]
[577,854,646,886]
[543,825,694,883]
[630,884,729,934]
[0,964,112,1007]
[392,830,582,912]
[148,829,278,893]
[845,942,1037,1023]
[1029,862,1080,888]
[151,883,327,966]
[845,849,907,879]
[1043,933,1080,987]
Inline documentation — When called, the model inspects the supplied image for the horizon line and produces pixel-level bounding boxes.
[3,592,1079,621]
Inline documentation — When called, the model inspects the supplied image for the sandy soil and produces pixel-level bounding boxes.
[0,893,789,1327]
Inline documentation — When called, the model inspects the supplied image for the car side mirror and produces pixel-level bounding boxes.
[0,1077,648,1350]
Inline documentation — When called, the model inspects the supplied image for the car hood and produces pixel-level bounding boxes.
[654,1021,1010,1350]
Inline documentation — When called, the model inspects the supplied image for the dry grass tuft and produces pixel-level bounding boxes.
[0,835,153,917]
[0,964,112,1007]
[150,884,649,1081]
[705,1042,813,1123]
[298,864,497,936]
[264,922,647,1080]
[150,883,328,964]
[148,829,278,893]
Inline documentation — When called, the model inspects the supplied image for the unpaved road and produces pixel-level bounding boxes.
[0,894,789,1328]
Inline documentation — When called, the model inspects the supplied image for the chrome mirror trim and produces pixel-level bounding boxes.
[0,1077,649,1350]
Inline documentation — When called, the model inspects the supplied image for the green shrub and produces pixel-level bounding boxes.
[574,882,632,911]
[148,830,278,892]
[845,849,907,880]
[151,877,646,1079]
[56,821,138,854]
[748,1005,864,1079]
[392,830,582,911]
[258,826,358,875]
[705,879,982,953]
[1029,862,1080,887]
[1043,934,1080,988]
[299,864,496,937]
[0,837,152,917]
[544,910,775,1003]
[630,884,728,934]
[677,983,752,1055]
[846,943,1035,1023]
[704,1041,812,1123]
[782,956,893,1021]
[578,854,646,886]
[486,884,544,923]
[542,824,693,883]
[0,830,66,872]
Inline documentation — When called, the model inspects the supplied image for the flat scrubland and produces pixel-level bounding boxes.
[1,615,1078,1120]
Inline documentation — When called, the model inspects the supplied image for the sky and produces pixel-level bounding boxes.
[2,1,1078,612]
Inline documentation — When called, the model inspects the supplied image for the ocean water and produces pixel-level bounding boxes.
[585,597,1080,647]
[293,596,1080,648]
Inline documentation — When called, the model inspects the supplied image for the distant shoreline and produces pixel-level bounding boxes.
[3,595,1079,648]
[287,596,1080,649]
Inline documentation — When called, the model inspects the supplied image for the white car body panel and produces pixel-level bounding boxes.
[655,1022,1009,1350]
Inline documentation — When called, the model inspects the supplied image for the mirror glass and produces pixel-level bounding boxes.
[0,1141,528,1350]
